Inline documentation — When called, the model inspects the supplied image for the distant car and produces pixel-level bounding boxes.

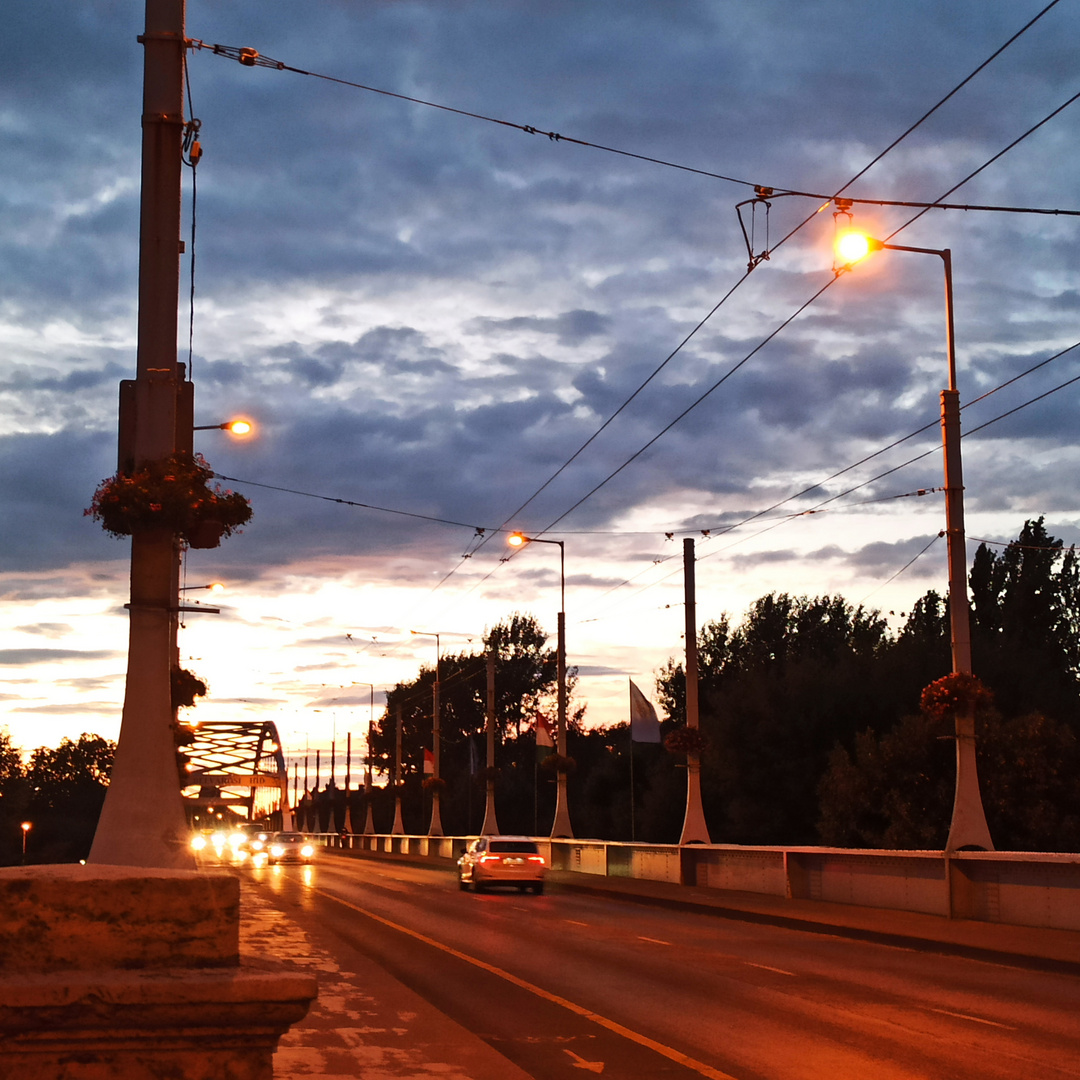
[458,836,546,894]
[268,832,316,864]
[190,828,249,864]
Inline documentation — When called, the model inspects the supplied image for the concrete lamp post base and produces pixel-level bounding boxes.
[0,865,316,1079]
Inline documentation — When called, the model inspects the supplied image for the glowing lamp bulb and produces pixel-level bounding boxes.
[507,532,526,548]
[225,419,253,436]
[835,231,873,265]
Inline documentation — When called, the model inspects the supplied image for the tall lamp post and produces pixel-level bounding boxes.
[836,228,993,852]
[89,0,192,870]
[353,683,377,835]
[20,822,31,865]
[409,631,444,837]
[507,532,573,838]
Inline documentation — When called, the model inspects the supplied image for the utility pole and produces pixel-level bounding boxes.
[480,648,500,835]
[391,703,405,834]
[90,0,192,869]
[679,537,710,845]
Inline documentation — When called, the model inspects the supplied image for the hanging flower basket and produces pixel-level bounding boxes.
[920,672,993,721]
[540,752,576,774]
[664,726,709,755]
[171,666,208,711]
[86,452,252,547]
[422,776,447,793]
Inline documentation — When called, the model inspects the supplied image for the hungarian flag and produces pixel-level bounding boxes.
[629,679,662,743]
[423,748,434,775]
[535,711,555,763]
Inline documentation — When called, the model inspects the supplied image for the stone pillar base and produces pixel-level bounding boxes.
[0,865,317,1079]
[0,968,314,1079]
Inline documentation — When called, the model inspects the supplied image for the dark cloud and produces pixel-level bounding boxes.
[0,649,120,665]
[5,2,1080,735]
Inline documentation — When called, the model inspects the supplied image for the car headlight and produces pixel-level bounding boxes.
[301,845,315,858]
[250,839,264,851]
[191,835,207,851]
[211,832,227,848]
[270,845,285,858]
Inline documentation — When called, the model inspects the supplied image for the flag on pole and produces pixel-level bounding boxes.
[629,680,662,743]
[423,748,434,775]
[535,711,555,763]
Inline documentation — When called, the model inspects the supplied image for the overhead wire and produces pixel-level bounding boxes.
[189,6,1071,621]
[574,337,1080,622]
[191,2,1061,568]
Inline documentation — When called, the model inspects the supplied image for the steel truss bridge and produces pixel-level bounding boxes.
[180,719,289,829]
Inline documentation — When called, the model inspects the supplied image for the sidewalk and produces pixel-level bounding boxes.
[241,883,532,1080]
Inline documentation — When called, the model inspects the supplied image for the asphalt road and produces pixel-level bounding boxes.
[249,854,1080,1080]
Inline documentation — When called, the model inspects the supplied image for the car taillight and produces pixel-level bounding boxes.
[527,856,545,864]
[479,854,500,863]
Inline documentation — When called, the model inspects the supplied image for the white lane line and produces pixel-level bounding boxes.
[744,962,796,976]
[927,1007,1016,1030]
[565,919,590,926]
[638,936,672,945]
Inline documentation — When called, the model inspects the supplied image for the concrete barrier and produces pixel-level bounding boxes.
[318,832,1080,931]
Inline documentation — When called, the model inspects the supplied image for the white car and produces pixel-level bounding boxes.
[268,832,316,864]
[458,836,546,894]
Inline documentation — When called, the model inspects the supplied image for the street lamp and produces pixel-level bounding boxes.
[409,630,444,837]
[836,228,993,852]
[353,682,377,835]
[193,418,255,436]
[20,821,31,864]
[507,532,573,838]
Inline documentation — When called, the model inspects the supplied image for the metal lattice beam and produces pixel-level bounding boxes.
[180,719,288,824]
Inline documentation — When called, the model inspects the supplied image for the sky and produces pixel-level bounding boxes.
[3,0,1080,775]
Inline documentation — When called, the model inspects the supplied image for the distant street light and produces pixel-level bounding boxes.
[180,582,225,593]
[836,225,993,852]
[20,821,31,864]
[507,532,573,838]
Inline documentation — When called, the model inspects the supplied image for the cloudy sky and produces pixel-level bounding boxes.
[3,0,1079,770]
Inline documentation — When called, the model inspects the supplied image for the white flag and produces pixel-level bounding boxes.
[629,680,662,743]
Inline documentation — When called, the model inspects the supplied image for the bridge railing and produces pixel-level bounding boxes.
[307,831,1080,931]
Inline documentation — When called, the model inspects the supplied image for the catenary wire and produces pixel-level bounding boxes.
[188,5,1059,563]
[189,8,1067,613]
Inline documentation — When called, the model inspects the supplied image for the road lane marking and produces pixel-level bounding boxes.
[926,1007,1016,1030]
[565,919,590,927]
[565,1047,605,1072]
[314,885,741,1080]
[638,936,672,945]
[744,962,796,976]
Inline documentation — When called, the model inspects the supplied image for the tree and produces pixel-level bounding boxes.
[656,593,890,844]
[0,728,28,864]
[366,613,574,835]
[0,732,114,865]
[818,702,1080,852]
[969,517,1080,725]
